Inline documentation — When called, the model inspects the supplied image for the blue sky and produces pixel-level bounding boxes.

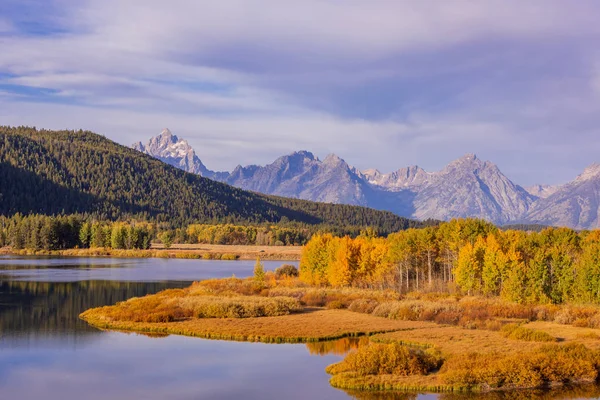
[1,0,600,186]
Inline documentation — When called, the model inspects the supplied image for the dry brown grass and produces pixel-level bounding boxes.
[267,286,400,307]
[0,244,302,261]
[371,326,539,355]
[81,308,435,343]
[150,243,302,260]
[499,323,557,342]
[440,344,600,391]
[521,321,600,349]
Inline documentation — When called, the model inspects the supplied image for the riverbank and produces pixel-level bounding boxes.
[0,244,302,261]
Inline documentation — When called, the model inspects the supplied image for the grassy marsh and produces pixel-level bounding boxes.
[80,276,600,394]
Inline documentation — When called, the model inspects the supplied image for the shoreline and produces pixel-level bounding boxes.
[0,244,302,261]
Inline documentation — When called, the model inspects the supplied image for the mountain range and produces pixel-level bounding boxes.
[133,129,600,230]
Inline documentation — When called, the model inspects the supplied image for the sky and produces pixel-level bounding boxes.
[1,0,600,186]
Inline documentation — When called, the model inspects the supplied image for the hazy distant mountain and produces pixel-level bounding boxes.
[133,129,228,180]
[408,154,536,224]
[524,164,600,230]
[131,130,600,229]
[226,151,371,205]
[525,184,560,199]
[361,166,429,190]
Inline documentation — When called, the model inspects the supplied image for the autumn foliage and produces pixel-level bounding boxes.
[326,343,442,377]
[300,219,600,305]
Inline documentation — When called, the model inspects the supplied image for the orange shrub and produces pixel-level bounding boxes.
[441,344,600,390]
[326,343,442,377]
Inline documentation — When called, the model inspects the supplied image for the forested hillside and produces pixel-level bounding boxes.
[0,126,422,233]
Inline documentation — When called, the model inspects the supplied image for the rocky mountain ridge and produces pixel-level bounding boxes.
[133,129,228,180]
[132,129,598,229]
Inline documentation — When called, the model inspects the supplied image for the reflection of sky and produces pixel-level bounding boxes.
[0,332,351,400]
[0,257,294,282]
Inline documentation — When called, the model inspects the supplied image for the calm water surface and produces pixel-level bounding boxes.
[0,257,598,400]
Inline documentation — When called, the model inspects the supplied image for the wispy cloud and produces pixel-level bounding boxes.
[1,0,600,185]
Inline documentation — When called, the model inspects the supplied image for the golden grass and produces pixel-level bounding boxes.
[500,323,557,342]
[81,308,435,343]
[328,341,600,393]
[150,243,302,260]
[372,322,600,355]
[267,286,401,307]
[371,326,539,355]
[440,344,600,391]
[90,293,303,322]
[329,319,600,393]
[521,321,600,349]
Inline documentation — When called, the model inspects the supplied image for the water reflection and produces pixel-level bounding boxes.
[437,386,600,400]
[0,280,190,340]
[0,257,287,282]
[306,336,370,356]
[342,384,600,400]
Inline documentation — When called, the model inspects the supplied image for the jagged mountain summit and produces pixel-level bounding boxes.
[226,151,373,205]
[133,129,228,180]
[131,130,600,229]
[524,163,600,230]
[408,154,535,224]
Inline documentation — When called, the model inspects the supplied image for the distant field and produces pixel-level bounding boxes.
[0,244,302,261]
[149,243,302,260]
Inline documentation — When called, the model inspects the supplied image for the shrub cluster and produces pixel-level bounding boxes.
[348,299,379,314]
[93,282,302,322]
[266,287,400,308]
[97,288,191,323]
[441,344,600,390]
[500,324,556,342]
[179,296,302,318]
[275,264,299,278]
[346,295,600,332]
[326,343,442,377]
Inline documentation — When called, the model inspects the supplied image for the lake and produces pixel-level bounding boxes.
[0,257,597,400]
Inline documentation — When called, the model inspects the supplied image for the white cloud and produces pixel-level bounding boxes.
[1,1,600,186]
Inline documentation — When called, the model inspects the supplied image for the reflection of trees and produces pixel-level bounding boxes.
[344,391,417,400]
[305,337,369,356]
[0,280,190,336]
[342,383,600,400]
[438,385,600,400]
